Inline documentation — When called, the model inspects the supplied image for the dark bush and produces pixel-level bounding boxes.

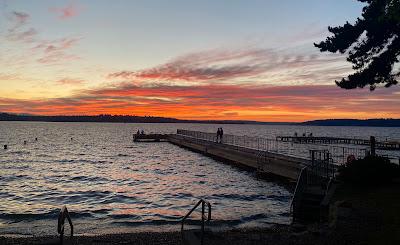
[338,155,400,185]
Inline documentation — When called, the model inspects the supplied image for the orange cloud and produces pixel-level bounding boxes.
[1,84,399,122]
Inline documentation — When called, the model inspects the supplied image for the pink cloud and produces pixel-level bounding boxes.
[51,3,81,19]
[10,11,30,27]
[4,9,81,65]
[32,37,81,64]
[33,37,80,53]
[108,47,349,85]
[6,11,38,43]
[55,78,85,85]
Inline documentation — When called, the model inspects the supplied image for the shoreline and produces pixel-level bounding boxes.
[0,221,286,238]
[0,225,303,245]
[0,222,364,245]
[3,182,400,244]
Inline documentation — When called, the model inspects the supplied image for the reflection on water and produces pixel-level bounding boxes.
[0,121,399,236]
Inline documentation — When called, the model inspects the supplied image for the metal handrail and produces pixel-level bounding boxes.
[290,166,308,214]
[181,199,211,245]
[58,206,73,244]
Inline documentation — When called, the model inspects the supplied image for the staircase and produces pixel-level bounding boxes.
[291,150,336,223]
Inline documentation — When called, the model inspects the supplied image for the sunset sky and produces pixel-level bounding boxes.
[1,0,399,122]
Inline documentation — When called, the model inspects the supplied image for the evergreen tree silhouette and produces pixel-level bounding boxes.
[315,0,400,90]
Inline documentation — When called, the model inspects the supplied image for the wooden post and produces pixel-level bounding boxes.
[370,136,376,156]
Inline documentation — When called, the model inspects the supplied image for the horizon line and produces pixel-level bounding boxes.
[1,112,399,124]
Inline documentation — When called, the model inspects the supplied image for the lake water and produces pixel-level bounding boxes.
[0,121,399,236]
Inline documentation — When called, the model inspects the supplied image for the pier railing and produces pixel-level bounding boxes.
[177,129,291,153]
[176,129,368,165]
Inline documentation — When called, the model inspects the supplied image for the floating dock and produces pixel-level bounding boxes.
[276,136,400,150]
[133,133,171,142]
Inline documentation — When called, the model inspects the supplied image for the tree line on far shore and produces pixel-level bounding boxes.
[0,113,399,127]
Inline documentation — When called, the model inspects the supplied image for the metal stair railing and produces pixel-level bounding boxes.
[290,166,308,215]
[58,205,73,244]
[181,199,211,245]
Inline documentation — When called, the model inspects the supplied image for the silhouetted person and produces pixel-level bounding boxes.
[23,140,27,145]
[220,128,224,143]
[294,132,298,137]
[141,130,144,135]
[35,137,38,141]
[136,130,140,135]
[302,133,306,137]
[216,128,220,143]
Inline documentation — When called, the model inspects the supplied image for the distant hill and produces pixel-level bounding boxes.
[0,113,291,125]
[301,119,400,127]
[0,113,183,123]
[1,113,398,127]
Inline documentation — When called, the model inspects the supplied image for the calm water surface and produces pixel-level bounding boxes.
[0,122,399,236]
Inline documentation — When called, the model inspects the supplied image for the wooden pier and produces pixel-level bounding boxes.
[133,130,339,223]
[276,136,400,150]
[133,131,312,181]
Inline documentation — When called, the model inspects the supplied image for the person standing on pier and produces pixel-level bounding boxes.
[220,128,224,143]
[216,128,221,143]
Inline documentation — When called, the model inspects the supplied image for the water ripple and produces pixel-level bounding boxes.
[0,122,303,235]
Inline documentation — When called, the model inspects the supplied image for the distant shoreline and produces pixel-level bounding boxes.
[1,113,399,127]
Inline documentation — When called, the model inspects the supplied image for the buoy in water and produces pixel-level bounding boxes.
[35,137,38,141]
[4,145,7,150]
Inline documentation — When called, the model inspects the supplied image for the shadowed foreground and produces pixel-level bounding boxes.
[2,181,400,245]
